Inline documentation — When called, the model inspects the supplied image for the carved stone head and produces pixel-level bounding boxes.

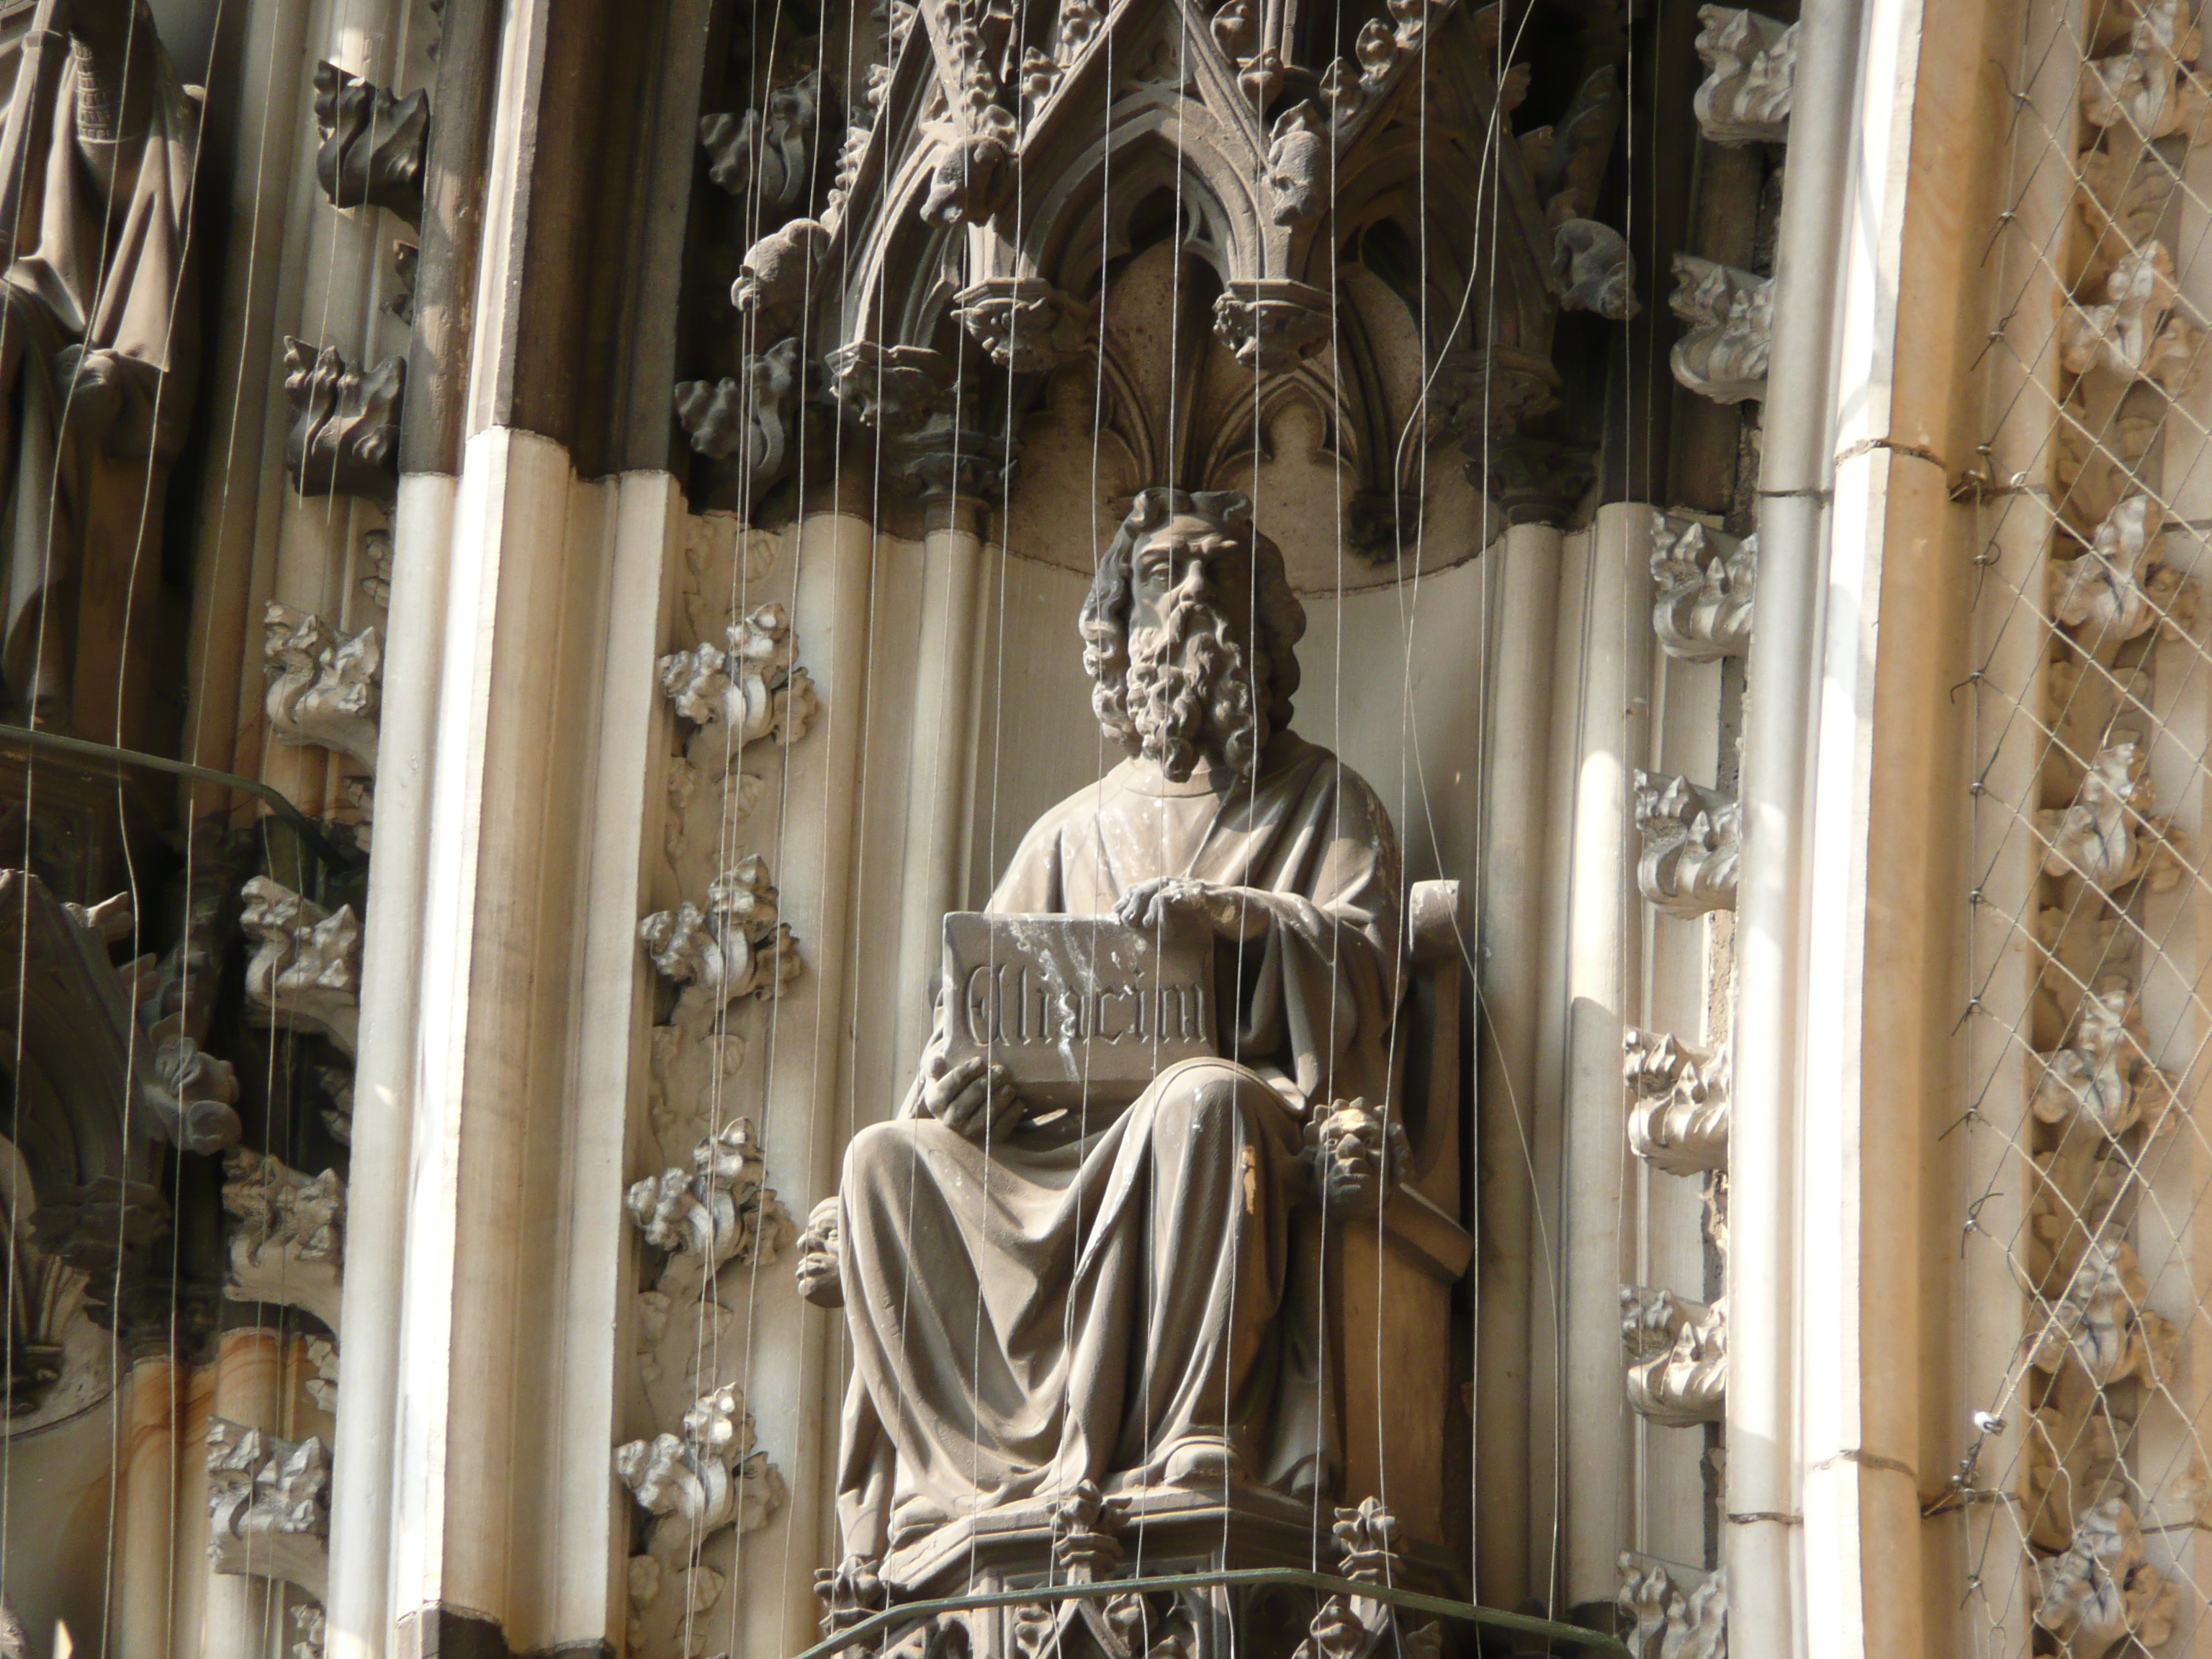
[1079,488,1305,781]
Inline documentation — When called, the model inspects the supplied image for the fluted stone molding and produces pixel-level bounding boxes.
[953,277,1089,373]
[221,1149,345,1331]
[624,1118,794,1289]
[207,1419,331,1599]
[1692,5,1795,145]
[1624,1028,1730,1176]
[2032,1496,2177,1656]
[240,878,362,1056]
[312,61,429,225]
[1554,219,1638,320]
[2059,243,2203,396]
[700,71,819,212]
[1650,517,1756,660]
[656,603,818,761]
[672,339,817,493]
[638,856,804,1027]
[2081,0,2211,144]
[614,1382,786,1558]
[2027,1238,2177,1393]
[1617,1557,1727,1659]
[1668,256,1771,405]
[264,601,382,773]
[1634,770,1741,918]
[2032,976,2178,1140]
[2052,495,2195,642]
[2037,734,2183,893]
[1621,1287,1727,1426]
[283,338,405,500]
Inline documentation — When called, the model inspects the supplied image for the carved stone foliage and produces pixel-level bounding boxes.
[207,1419,331,1599]
[2032,1496,2177,1656]
[657,603,818,763]
[1634,770,1741,919]
[2026,1238,2176,1393]
[1617,1557,1727,1659]
[624,1118,794,1289]
[2023,1377,2126,1554]
[2033,977,2177,1141]
[1554,219,1638,320]
[264,601,382,773]
[1692,5,1796,145]
[673,339,817,493]
[1624,1028,1729,1177]
[954,278,1089,374]
[313,62,428,223]
[1290,1501,1445,1659]
[284,338,405,500]
[1650,517,1756,660]
[2059,243,2203,396]
[1264,102,1331,227]
[2081,0,2211,145]
[2037,734,2182,894]
[639,857,804,1026]
[240,877,362,1057]
[701,72,819,213]
[1621,1286,1727,1426]
[2051,495,2195,642]
[1211,280,1333,372]
[222,1149,345,1331]
[615,1381,786,1559]
[1669,256,1771,405]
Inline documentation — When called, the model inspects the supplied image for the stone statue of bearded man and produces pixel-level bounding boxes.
[820,488,1404,1585]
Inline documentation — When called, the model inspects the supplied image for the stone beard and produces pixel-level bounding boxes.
[827,489,1403,1583]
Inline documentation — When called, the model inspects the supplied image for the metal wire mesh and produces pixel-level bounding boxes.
[1959,0,2212,1650]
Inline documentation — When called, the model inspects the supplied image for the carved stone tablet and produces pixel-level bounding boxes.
[939,913,1215,1109]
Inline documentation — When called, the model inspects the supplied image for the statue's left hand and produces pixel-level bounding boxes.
[1112,876,1270,940]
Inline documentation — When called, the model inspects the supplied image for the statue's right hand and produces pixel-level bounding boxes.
[920,1053,1026,1141]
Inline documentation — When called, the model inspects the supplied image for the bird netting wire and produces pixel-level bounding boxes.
[1956,0,2212,1650]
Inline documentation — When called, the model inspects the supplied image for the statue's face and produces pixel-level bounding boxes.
[1127,516,1256,657]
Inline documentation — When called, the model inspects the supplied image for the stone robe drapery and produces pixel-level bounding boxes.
[0,14,197,737]
[835,733,1403,1570]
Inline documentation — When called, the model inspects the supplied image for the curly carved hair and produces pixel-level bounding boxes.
[1078,489,1306,754]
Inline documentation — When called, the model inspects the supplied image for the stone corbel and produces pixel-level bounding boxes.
[624,1118,795,1286]
[1650,516,1755,660]
[221,1149,345,1331]
[827,341,954,438]
[2060,243,2203,395]
[1623,1028,1729,1176]
[264,601,382,773]
[1616,1558,1727,1659]
[615,1382,786,1558]
[673,339,818,494]
[700,71,819,214]
[2026,1238,2176,1392]
[2082,0,2211,144]
[1668,256,1771,405]
[2032,1496,2178,1655]
[1620,1287,1727,1426]
[657,603,818,763]
[312,61,428,225]
[1289,1500,1446,1659]
[1212,281,1334,372]
[240,878,362,1056]
[2038,733,2185,894]
[1692,5,1797,145]
[207,1419,331,1599]
[2052,495,2195,642]
[1553,219,1638,320]
[284,338,404,500]
[953,277,1090,374]
[1634,770,1741,919]
[2033,976,2178,1141]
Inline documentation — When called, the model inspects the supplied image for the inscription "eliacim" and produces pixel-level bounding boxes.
[963,963,1208,1047]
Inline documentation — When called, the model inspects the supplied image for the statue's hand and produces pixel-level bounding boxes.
[1306,1098,1407,1215]
[919,1053,1027,1142]
[793,1196,843,1308]
[1112,876,1269,940]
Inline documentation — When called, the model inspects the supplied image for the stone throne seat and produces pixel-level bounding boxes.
[819,880,1472,1659]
